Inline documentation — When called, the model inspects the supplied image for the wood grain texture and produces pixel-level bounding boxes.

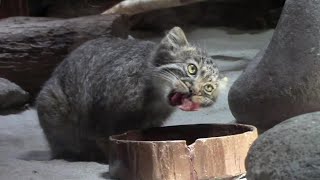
[108,124,258,180]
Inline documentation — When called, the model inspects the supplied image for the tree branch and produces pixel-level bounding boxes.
[101,0,206,15]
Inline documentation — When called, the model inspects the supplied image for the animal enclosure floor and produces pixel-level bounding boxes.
[0,27,273,180]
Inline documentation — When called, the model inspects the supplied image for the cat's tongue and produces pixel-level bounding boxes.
[178,98,200,111]
[170,93,200,111]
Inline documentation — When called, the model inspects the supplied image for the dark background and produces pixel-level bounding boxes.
[1,0,285,30]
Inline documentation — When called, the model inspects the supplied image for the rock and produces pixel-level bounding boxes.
[0,78,29,109]
[0,15,129,100]
[246,112,320,180]
[228,0,320,131]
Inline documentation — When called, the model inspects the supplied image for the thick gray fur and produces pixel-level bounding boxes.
[36,27,220,162]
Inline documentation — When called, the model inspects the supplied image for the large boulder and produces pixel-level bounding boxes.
[228,0,320,131]
[0,78,29,109]
[246,112,320,180]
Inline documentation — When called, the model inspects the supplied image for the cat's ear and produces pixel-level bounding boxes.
[152,27,188,66]
[160,27,189,50]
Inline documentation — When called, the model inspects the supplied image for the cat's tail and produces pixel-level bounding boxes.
[36,77,80,159]
[36,78,70,126]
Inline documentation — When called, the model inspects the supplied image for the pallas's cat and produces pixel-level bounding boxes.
[36,27,220,162]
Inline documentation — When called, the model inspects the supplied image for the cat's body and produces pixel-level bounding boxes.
[37,27,220,162]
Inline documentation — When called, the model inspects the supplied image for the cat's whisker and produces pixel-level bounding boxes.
[152,73,174,83]
[160,72,175,82]
[180,77,192,82]
[162,70,189,92]
[158,71,180,85]
[160,75,174,83]
[157,64,185,74]
[164,69,184,84]
[154,60,186,66]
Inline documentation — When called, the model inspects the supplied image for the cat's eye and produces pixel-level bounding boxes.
[187,64,197,75]
[204,84,214,93]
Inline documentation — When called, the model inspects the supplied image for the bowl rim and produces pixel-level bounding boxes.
[109,123,257,144]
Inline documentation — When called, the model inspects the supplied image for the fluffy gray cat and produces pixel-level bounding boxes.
[36,27,220,162]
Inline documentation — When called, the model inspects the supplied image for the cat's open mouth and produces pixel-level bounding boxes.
[168,92,200,111]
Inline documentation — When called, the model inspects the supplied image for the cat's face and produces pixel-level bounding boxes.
[152,27,220,111]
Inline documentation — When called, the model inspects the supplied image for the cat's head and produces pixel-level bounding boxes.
[152,27,220,111]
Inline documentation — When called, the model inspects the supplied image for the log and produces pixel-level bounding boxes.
[0,15,129,100]
[101,0,206,15]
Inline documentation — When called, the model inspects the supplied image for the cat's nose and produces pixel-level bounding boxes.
[189,87,200,95]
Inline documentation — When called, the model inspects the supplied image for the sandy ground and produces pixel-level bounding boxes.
[0,27,273,180]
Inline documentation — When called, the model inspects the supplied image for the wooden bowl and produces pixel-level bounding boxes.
[108,124,258,180]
